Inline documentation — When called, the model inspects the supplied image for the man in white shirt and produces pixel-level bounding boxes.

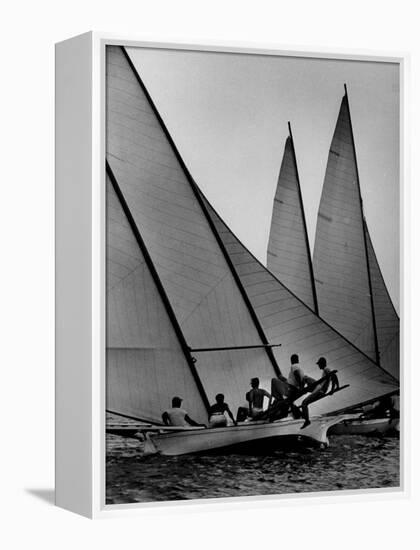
[287,354,309,402]
[162,396,206,428]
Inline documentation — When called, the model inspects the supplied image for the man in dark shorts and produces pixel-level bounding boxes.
[208,393,237,428]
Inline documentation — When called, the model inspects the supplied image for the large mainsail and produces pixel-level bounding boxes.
[313,89,399,378]
[106,175,208,424]
[267,126,318,312]
[199,190,398,416]
[106,45,280,413]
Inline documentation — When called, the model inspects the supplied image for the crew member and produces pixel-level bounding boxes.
[162,396,206,428]
[247,377,271,419]
[208,393,237,428]
[300,357,339,429]
[287,354,308,402]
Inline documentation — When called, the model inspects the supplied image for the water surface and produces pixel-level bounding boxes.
[106,432,399,504]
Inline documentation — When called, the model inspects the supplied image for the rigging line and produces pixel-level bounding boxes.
[106,409,163,425]
[189,343,282,353]
[120,46,283,379]
[106,160,211,413]
[344,84,381,366]
[288,122,320,315]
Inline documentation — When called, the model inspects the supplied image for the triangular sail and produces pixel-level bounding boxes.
[267,130,317,312]
[199,190,398,416]
[106,176,208,423]
[365,224,400,379]
[313,94,378,363]
[313,91,399,379]
[106,45,279,412]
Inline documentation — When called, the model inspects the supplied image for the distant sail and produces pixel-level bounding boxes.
[106,45,280,412]
[267,129,318,312]
[200,190,398,416]
[365,224,400,379]
[313,94,378,362]
[106,175,208,424]
[313,90,399,378]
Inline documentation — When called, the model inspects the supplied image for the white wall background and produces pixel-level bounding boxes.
[1,1,418,548]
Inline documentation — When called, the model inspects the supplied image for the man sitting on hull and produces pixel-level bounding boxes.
[208,393,237,428]
[267,354,309,421]
[300,357,339,429]
[247,377,271,419]
[267,354,339,423]
[162,396,207,428]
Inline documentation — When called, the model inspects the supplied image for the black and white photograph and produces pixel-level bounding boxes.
[104,44,400,506]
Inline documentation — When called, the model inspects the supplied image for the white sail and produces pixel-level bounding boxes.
[200,191,398,416]
[313,91,399,379]
[313,95,377,362]
[267,133,317,312]
[106,45,279,413]
[365,225,400,379]
[106,176,208,423]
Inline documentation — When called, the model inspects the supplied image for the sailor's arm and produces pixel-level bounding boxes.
[330,371,339,392]
[162,412,170,426]
[246,391,252,414]
[226,405,238,426]
[185,414,207,428]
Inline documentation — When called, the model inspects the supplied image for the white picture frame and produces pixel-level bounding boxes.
[55,32,408,518]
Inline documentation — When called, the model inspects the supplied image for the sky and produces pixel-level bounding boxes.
[127,47,400,313]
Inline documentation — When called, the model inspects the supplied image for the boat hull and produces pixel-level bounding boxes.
[148,415,352,456]
[328,417,399,435]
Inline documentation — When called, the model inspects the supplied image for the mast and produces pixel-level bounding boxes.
[288,122,319,315]
[344,84,380,365]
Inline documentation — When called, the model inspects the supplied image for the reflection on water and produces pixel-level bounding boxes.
[106,433,399,504]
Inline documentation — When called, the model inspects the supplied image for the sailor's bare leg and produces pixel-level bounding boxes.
[301,389,324,428]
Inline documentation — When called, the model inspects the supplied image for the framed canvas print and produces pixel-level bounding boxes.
[55,33,406,518]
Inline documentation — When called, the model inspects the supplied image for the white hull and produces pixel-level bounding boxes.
[146,415,353,456]
[328,417,399,435]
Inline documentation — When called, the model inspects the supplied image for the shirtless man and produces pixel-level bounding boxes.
[300,357,339,429]
[208,393,237,428]
[247,377,271,419]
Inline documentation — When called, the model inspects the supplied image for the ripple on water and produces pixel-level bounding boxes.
[105,434,399,505]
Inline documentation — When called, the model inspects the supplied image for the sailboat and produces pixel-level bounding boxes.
[267,88,399,435]
[106,46,398,455]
